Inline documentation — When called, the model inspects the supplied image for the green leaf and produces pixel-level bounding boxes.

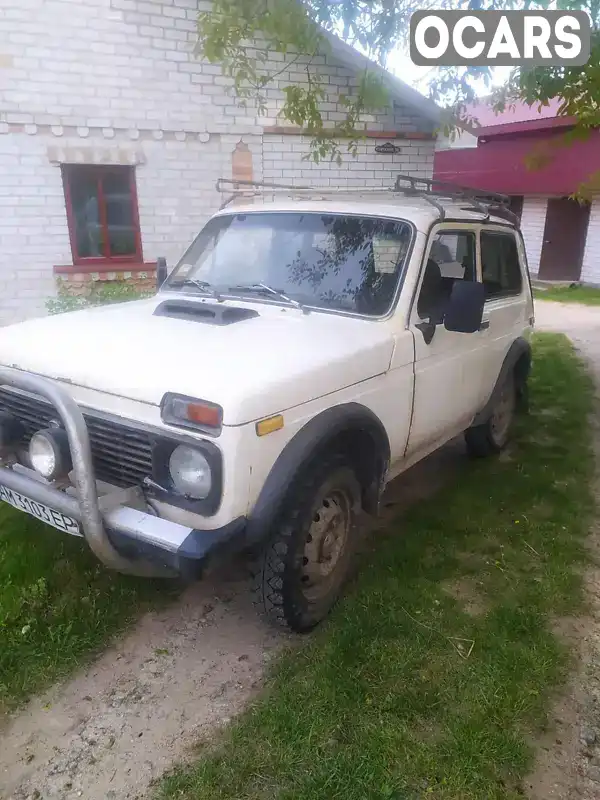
[195,0,600,165]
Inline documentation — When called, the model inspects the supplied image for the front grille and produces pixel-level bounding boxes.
[0,388,153,488]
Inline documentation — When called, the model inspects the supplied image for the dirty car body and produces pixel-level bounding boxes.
[0,179,535,627]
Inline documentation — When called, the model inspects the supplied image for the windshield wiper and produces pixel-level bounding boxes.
[173,279,222,301]
[227,283,308,313]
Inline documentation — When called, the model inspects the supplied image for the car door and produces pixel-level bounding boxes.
[478,226,533,397]
[405,223,489,458]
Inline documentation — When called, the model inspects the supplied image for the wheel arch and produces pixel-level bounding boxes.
[472,336,532,427]
[245,403,390,548]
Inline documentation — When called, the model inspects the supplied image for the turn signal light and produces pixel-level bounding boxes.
[256,415,284,437]
[161,393,223,434]
[186,402,222,427]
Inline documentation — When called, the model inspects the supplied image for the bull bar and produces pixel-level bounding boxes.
[0,367,182,577]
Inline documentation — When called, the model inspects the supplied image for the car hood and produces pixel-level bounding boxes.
[0,295,395,425]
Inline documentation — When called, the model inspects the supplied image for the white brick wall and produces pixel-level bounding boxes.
[0,0,436,323]
[0,129,262,322]
[0,0,435,138]
[262,134,434,188]
[435,130,478,150]
[0,133,71,322]
[581,197,600,284]
[136,132,263,265]
[520,196,548,276]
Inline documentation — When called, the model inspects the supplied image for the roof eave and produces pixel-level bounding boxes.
[323,32,441,125]
[477,115,577,138]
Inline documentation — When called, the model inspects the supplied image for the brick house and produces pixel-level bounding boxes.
[0,0,440,325]
[434,100,600,284]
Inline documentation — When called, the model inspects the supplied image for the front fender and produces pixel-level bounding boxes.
[244,403,390,547]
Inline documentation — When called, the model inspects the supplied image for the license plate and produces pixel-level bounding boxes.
[0,484,83,537]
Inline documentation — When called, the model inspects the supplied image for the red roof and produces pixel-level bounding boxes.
[467,97,562,126]
[434,127,600,195]
[464,98,575,136]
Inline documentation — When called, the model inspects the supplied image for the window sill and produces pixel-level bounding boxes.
[54,262,157,276]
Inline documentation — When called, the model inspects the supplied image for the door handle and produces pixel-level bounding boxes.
[479,319,490,331]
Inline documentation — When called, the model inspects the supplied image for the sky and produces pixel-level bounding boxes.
[387,51,512,97]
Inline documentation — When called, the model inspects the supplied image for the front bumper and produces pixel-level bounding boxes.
[0,367,245,577]
[108,514,246,577]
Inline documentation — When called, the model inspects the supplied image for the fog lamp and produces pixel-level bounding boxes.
[29,428,72,480]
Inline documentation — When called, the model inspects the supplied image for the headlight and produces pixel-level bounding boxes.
[168,445,212,499]
[29,428,72,480]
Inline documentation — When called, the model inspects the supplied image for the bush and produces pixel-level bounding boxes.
[47,280,154,315]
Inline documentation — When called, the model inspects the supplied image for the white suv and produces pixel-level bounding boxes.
[0,177,533,631]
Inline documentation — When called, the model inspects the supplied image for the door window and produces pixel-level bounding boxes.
[417,230,476,319]
[480,231,522,299]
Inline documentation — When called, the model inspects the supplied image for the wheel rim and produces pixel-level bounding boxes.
[300,489,351,601]
[490,380,515,444]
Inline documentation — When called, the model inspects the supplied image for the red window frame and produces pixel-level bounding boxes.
[62,164,143,268]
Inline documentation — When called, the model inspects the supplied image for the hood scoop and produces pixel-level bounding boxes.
[153,300,259,326]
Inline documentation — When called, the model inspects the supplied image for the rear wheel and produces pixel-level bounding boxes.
[251,457,361,632]
[465,373,517,457]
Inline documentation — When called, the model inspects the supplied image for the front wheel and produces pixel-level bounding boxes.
[465,373,517,458]
[251,457,362,633]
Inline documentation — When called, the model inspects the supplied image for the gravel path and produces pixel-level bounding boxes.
[0,567,286,800]
[0,433,461,800]
[528,300,600,800]
[2,299,599,800]
[535,300,600,369]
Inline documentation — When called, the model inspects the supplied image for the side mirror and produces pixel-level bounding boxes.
[156,256,168,290]
[444,281,485,333]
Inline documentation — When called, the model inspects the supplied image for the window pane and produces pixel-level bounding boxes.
[103,170,137,257]
[429,232,476,280]
[169,213,412,316]
[418,231,476,319]
[69,172,106,258]
[481,232,522,298]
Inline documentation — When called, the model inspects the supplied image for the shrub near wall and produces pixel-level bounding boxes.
[47,280,154,315]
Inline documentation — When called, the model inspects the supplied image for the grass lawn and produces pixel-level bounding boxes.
[0,509,177,714]
[534,285,600,305]
[158,333,595,800]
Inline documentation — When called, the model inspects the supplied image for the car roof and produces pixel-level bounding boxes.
[213,194,515,233]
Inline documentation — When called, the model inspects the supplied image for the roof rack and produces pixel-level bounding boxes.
[393,174,517,225]
[215,177,395,202]
[215,176,519,227]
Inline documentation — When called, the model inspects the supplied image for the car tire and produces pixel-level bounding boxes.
[251,456,362,633]
[465,372,517,458]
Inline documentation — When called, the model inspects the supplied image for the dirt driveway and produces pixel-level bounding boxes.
[1,299,598,800]
[0,435,462,800]
[535,300,600,376]
[529,299,600,800]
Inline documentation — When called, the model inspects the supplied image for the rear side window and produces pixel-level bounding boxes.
[480,231,522,298]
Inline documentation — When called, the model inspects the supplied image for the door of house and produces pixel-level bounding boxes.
[538,197,590,281]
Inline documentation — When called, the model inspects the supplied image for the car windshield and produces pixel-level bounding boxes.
[166,212,413,316]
